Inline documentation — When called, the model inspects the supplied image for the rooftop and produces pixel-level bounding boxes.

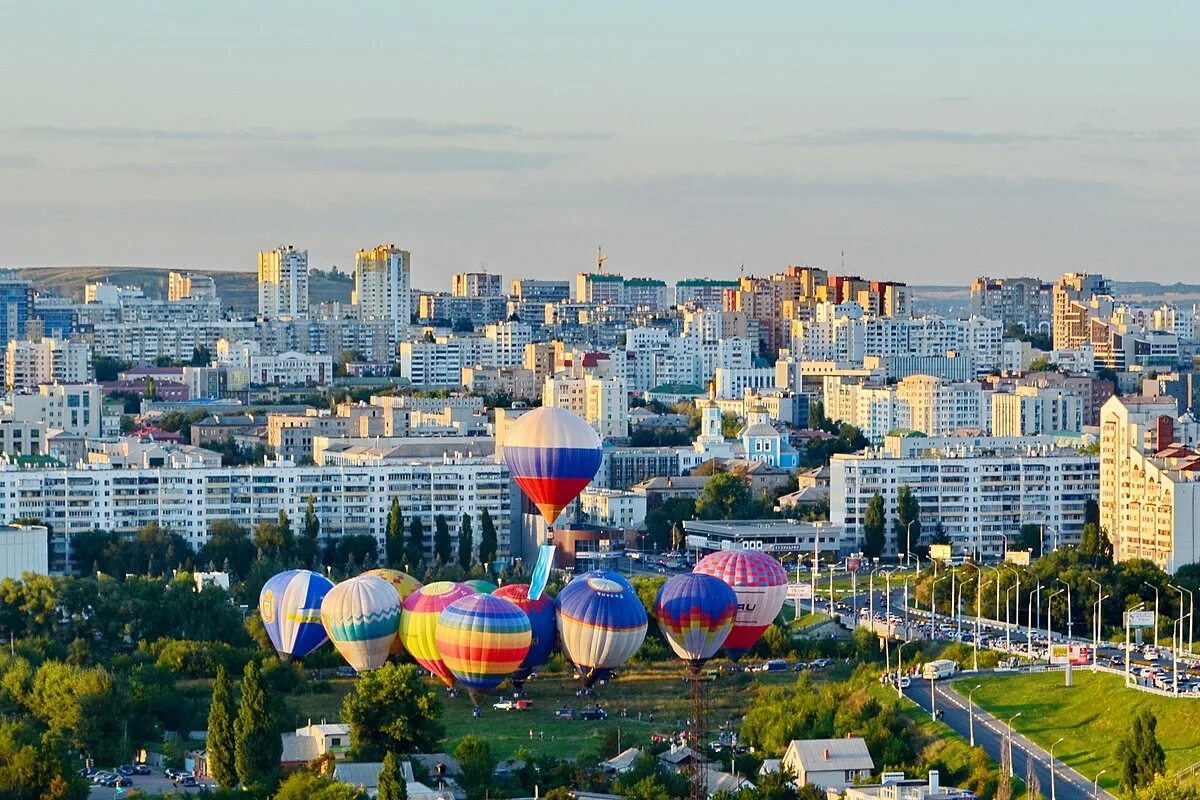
[785,737,874,772]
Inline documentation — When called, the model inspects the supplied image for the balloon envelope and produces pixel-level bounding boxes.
[435,593,532,703]
[399,581,476,687]
[654,573,737,669]
[464,579,498,594]
[502,407,602,524]
[693,550,788,661]
[361,569,424,655]
[259,569,334,661]
[320,575,401,672]
[556,571,647,687]
[493,582,558,685]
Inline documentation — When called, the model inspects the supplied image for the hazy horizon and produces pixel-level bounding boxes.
[3,4,1199,288]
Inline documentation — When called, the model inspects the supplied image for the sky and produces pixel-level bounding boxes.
[2,2,1199,288]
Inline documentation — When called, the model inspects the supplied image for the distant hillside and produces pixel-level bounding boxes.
[16,266,353,313]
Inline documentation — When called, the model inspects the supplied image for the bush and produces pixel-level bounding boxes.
[152,639,253,678]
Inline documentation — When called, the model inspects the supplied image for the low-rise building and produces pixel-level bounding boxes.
[578,489,647,529]
[683,518,854,559]
[0,524,49,580]
[782,737,874,790]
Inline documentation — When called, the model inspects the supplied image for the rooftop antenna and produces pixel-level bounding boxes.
[597,246,606,273]
[841,250,845,271]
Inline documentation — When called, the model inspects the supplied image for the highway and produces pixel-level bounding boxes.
[902,679,1117,800]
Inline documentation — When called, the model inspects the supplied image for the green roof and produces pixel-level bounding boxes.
[676,278,738,287]
[625,278,666,287]
[15,455,62,467]
[581,273,625,283]
[649,384,705,394]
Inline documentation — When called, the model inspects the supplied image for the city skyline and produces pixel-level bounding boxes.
[3,4,1200,286]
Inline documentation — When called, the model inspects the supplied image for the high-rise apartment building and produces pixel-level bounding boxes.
[674,279,738,309]
[990,385,1083,437]
[258,246,309,319]
[5,339,91,391]
[623,278,668,311]
[0,278,33,344]
[970,276,1052,335]
[574,272,625,305]
[168,271,217,302]
[1099,395,1200,572]
[1051,272,1112,350]
[354,245,411,340]
[452,272,503,298]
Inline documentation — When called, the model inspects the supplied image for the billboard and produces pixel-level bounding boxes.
[1125,610,1156,628]
[786,583,813,601]
[929,544,952,562]
[846,557,863,574]
[1049,643,1088,666]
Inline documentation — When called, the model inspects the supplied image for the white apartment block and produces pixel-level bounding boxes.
[0,457,510,574]
[623,279,668,311]
[89,321,255,363]
[7,384,103,437]
[543,373,628,440]
[579,488,648,529]
[991,386,1083,437]
[258,245,309,319]
[1099,395,1200,572]
[831,434,1099,558]
[400,336,489,387]
[483,321,533,367]
[451,271,503,298]
[355,245,411,340]
[248,351,332,386]
[822,374,991,442]
[5,339,91,391]
[713,366,778,399]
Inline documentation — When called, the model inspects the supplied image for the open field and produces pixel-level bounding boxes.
[966,670,1200,791]
[276,662,848,761]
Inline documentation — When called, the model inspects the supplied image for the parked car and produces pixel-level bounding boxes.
[181,776,198,787]
[578,706,608,721]
[134,764,151,775]
[117,765,135,776]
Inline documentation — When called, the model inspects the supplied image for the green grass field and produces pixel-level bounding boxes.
[964,671,1200,792]
[280,663,844,761]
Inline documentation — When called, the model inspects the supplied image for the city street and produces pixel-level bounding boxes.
[903,679,1117,800]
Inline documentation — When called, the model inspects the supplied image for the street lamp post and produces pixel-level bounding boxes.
[1088,577,1103,667]
[1002,565,1021,633]
[1047,588,1065,665]
[1144,581,1161,649]
[1126,602,1146,688]
[896,639,914,699]
[968,683,983,746]
[1093,769,1107,799]
[1006,712,1023,778]
[1181,585,1195,656]
[1058,578,1074,685]
[1050,736,1065,800]
[903,575,912,636]
[1005,585,1016,652]
[933,576,949,638]
[973,568,982,671]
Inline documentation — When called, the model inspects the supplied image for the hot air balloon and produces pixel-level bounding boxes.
[398,581,475,687]
[502,407,602,525]
[259,569,334,661]
[556,571,647,687]
[464,579,498,594]
[493,583,558,690]
[654,573,738,671]
[435,594,532,706]
[362,569,423,655]
[319,575,402,672]
[693,550,788,662]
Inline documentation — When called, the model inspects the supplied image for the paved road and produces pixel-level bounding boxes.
[902,679,1116,800]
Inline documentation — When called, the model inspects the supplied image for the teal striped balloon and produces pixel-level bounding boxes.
[320,575,401,672]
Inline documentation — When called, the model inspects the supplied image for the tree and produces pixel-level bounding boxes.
[433,515,452,564]
[235,660,282,790]
[696,472,752,520]
[299,496,321,568]
[405,517,425,571]
[862,493,886,559]
[1085,498,1100,527]
[1080,523,1113,562]
[458,515,473,571]
[342,663,444,759]
[207,666,237,788]
[1017,523,1043,557]
[92,355,131,382]
[895,485,921,555]
[1116,709,1166,792]
[200,520,256,578]
[385,498,405,568]
[478,509,498,568]
[454,734,497,799]
[190,345,212,367]
[274,770,368,800]
[377,752,409,800]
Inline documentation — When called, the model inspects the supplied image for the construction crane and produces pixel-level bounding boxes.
[596,246,606,273]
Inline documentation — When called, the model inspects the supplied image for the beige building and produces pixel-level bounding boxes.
[168,271,216,301]
[258,245,309,319]
[5,338,91,391]
[543,373,628,440]
[354,245,411,340]
[1099,395,1200,572]
[991,385,1083,437]
[1051,272,1111,350]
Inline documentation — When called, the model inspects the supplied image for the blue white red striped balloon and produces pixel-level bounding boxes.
[259,569,334,661]
[556,571,647,687]
[502,407,602,524]
[654,573,738,669]
[320,575,402,672]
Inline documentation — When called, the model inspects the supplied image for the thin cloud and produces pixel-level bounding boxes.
[763,127,1062,146]
[0,154,37,168]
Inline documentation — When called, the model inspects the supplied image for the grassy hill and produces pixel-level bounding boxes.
[16,266,353,314]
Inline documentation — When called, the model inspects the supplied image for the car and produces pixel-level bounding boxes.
[181,776,198,787]
[135,764,152,775]
[555,706,575,719]
[578,706,608,721]
[793,662,809,671]
[493,699,517,711]
[118,765,135,776]
[897,676,912,689]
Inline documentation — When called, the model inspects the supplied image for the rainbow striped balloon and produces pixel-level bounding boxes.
[502,407,602,524]
[654,573,737,670]
[398,581,475,687]
[556,572,647,687]
[362,569,423,655]
[492,582,558,688]
[435,594,532,704]
[319,575,401,673]
[464,579,497,594]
